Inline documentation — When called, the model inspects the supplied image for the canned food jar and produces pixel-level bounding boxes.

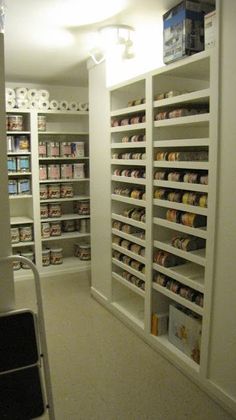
[12,254,21,271]
[40,204,49,219]
[41,222,50,238]
[61,164,73,179]
[11,227,20,244]
[40,184,48,200]
[62,220,75,232]
[21,251,34,269]
[78,243,91,260]
[48,183,60,199]
[73,163,85,179]
[47,142,60,158]
[60,183,73,198]
[18,179,31,195]
[48,164,60,180]
[39,165,47,180]
[50,221,62,237]
[48,203,61,218]
[6,115,9,131]
[19,225,33,242]
[7,136,15,152]
[7,157,17,172]
[77,200,90,215]
[60,142,72,157]
[71,142,84,158]
[79,219,88,233]
[8,180,18,195]
[8,115,23,131]
[17,156,30,172]
[42,248,50,266]
[38,141,47,157]
[16,136,30,152]
[50,247,63,265]
[38,115,46,132]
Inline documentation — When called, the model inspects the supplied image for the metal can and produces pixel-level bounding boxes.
[60,164,73,179]
[47,142,60,157]
[19,225,33,242]
[48,164,60,180]
[37,115,46,131]
[8,115,23,131]
[48,203,61,218]
[38,141,47,157]
[17,156,30,172]
[8,180,18,195]
[41,222,50,238]
[78,243,91,260]
[60,183,73,198]
[11,227,20,243]
[39,165,47,180]
[76,200,90,215]
[50,247,63,265]
[7,157,17,172]
[48,183,60,199]
[60,142,71,157]
[21,251,34,269]
[62,220,75,232]
[42,248,50,266]
[40,184,48,200]
[17,179,31,195]
[50,221,62,236]
[40,204,49,219]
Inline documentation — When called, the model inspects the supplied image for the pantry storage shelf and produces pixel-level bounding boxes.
[153,161,209,170]
[111,123,146,133]
[111,142,146,149]
[111,175,146,185]
[154,139,209,148]
[153,180,208,193]
[154,114,209,128]
[111,194,146,207]
[112,228,146,247]
[112,258,145,281]
[41,214,90,222]
[38,131,89,135]
[41,232,90,241]
[112,271,145,298]
[153,262,204,293]
[153,88,210,108]
[12,241,35,248]
[154,240,206,266]
[40,257,90,275]
[112,213,146,230]
[40,195,90,203]
[39,178,90,183]
[153,199,208,216]
[10,216,33,225]
[9,195,32,200]
[111,159,146,166]
[110,104,146,117]
[39,157,89,161]
[153,217,207,240]
[112,243,146,264]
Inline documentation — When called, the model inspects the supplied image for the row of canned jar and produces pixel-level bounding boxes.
[39,141,85,158]
[42,243,91,265]
[11,225,33,244]
[39,163,85,180]
[40,183,75,199]
[8,179,31,195]
[40,200,90,219]
[6,115,46,131]
[41,218,89,237]
[8,156,30,173]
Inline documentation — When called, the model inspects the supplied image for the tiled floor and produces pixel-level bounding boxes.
[14,272,234,420]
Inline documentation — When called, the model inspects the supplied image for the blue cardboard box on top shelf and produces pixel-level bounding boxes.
[163,0,215,64]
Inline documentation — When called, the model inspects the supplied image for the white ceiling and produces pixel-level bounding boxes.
[3,0,209,87]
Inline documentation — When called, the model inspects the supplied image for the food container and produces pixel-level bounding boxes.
[21,251,34,269]
[19,225,33,242]
[41,222,50,238]
[50,247,63,265]
[62,220,75,232]
[48,183,60,199]
[71,142,84,158]
[37,115,47,131]
[42,248,50,266]
[74,200,90,215]
[6,115,9,130]
[12,254,21,271]
[40,204,49,219]
[17,156,30,172]
[48,164,60,180]
[38,141,47,157]
[47,142,60,157]
[77,243,91,260]
[40,184,48,200]
[79,219,87,233]
[8,180,18,195]
[60,183,73,198]
[61,164,73,179]
[11,227,20,244]
[39,165,47,180]
[48,203,61,218]
[15,136,29,152]
[60,142,72,157]
[7,136,15,152]
[8,115,23,131]
[73,163,85,179]
[50,221,62,237]
[17,179,31,195]
[7,157,17,172]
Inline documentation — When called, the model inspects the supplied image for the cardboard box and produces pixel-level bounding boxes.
[168,304,202,363]
[151,312,168,336]
[163,1,214,64]
[204,10,216,50]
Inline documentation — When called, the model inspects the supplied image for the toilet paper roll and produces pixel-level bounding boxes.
[27,89,39,100]
[59,100,69,111]
[15,87,28,99]
[68,101,78,111]
[6,98,16,109]
[29,99,39,109]
[38,89,50,100]
[16,98,29,109]
[38,99,50,110]
[77,102,88,111]
[49,99,59,110]
[6,88,15,99]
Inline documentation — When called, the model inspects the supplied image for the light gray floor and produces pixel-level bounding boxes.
[14,272,234,420]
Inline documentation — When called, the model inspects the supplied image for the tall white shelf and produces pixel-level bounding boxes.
[95,50,218,376]
[6,109,90,277]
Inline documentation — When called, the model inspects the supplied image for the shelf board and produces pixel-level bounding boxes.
[112,213,146,230]
[153,282,203,316]
[111,299,144,330]
[37,110,88,115]
[39,178,90,183]
[41,214,90,222]
[6,109,31,114]
[10,216,33,225]
[39,156,89,161]
[110,104,146,117]
[112,243,145,264]
[7,131,30,135]
[153,179,208,193]
[153,138,209,148]
[112,228,146,247]
[110,123,146,133]
[153,217,207,240]
[153,199,208,216]
[40,257,91,275]
[112,258,145,281]
[12,241,35,248]
[154,113,209,128]
[153,88,210,108]
[41,232,90,242]
[40,195,90,203]
[111,175,146,185]
[111,159,146,166]
[153,161,209,170]
[38,131,89,136]
[153,262,204,293]
[9,195,32,200]
[111,194,146,207]
[111,142,146,149]
[112,271,145,298]
[8,152,31,156]
[8,172,32,176]
[153,240,206,267]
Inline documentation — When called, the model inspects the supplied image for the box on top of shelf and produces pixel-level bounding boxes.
[204,10,216,50]
[163,0,215,64]
[168,304,202,364]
